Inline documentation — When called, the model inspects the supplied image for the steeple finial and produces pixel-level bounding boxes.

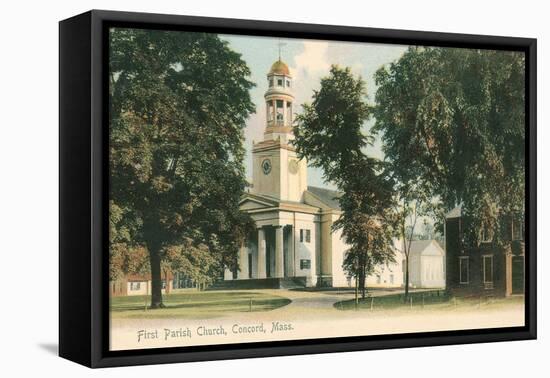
[277,40,286,61]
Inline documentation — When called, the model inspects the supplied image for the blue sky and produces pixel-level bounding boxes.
[221,34,408,190]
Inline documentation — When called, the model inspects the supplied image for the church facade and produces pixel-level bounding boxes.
[223,59,404,288]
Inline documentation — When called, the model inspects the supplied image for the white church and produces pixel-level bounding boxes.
[223,58,405,288]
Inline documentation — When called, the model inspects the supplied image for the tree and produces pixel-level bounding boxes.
[109,201,149,280]
[374,47,525,249]
[109,28,255,308]
[392,185,430,302]
[164,239,217,290]
[294,65,397,299]
[338,159,396,299]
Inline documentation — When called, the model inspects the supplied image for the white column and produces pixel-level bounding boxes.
[289,226,295,277]
[275,226,284,278]
[257,228,266,279]
[237,244,249,279]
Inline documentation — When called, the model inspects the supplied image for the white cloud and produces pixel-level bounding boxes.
[288,41,331,107]
[291,40,330,79]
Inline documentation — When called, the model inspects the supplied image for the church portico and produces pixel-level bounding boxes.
[226,201,320,286]
[238,221,303,281]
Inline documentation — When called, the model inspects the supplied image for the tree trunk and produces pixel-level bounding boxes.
[404,255,410,302]
[142,210,165,309]
[163,268,170,294]
[355,277,359,310]
[359,268,366,299]
[148,243,164,308]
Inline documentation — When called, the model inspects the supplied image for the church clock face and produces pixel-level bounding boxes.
[261,159,272,175]
[288,159,298,174]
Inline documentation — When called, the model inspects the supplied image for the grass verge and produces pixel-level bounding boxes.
[110,290,291,319]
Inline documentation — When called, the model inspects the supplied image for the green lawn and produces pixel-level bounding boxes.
[110,290,291,319]
[334,290,524,312]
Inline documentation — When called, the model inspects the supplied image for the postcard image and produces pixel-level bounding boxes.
[108,28,526,351]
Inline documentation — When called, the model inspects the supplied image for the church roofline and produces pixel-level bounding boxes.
[305,186,342,211]
[240,192,322,215]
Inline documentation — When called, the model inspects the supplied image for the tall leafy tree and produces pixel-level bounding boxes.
[392,186,428,301]
[338,158,396,299]
[294,66,396,298]
[109,28,255,308]
[374,47,525,247]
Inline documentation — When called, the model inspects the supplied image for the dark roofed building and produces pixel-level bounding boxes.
[445,206,525,297]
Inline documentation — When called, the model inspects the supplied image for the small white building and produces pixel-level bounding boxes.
[110,272,173,297]
[406,240,446,288]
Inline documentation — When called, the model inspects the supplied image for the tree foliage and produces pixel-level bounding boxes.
[294,66,396,298]
[338,158,397,298]
[374,47,525,246]
[108,28,255,307]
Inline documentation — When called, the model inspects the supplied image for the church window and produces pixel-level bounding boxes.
[269,78,274,87]
[286,80,291,87]
[276,100,284,123]
[300,259,311,270]
[277,78,283,86]
[299,229,311,243]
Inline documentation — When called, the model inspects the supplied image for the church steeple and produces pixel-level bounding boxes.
[251,55,307,202]
[264,58,294,143]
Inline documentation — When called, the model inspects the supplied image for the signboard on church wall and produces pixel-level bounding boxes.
[59,10,537,368]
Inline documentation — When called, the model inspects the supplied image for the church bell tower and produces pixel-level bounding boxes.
[251,58,307,202]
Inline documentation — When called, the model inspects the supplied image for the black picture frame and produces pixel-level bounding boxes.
[59,9,537,368]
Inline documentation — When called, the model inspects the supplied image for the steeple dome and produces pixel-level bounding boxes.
[264,58,294,142]
[269,59,291,76]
